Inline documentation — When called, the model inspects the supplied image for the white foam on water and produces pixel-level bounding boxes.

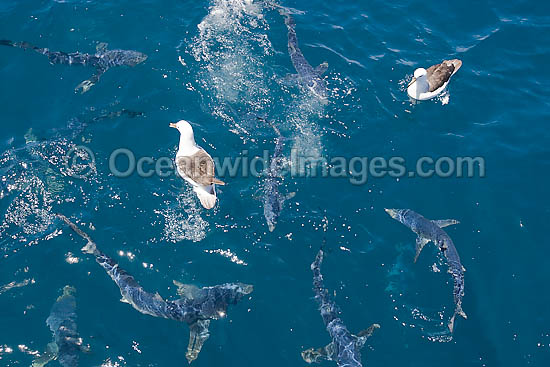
[385,243,455,342]
[2,175,53,237]
[438,89,450,105]
[285,92,325,175]
[188,0,277,140]
[155,190,209,243]
[205,248,248,266]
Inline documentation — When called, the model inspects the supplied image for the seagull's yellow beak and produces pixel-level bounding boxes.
[169,122,177,129]
[407,77,417,88]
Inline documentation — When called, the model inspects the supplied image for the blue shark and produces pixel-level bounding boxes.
[32,286,88,367]
[303,248,380,367]
[385,208,467,332]
[258,117,295,232]
[277,8,329,101]
[0,40,147,93]
[58,214,252,364]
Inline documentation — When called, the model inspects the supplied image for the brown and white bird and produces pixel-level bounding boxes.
[170,120,225,209]
[407,59,462,100]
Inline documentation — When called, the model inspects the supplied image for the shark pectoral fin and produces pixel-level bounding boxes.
[154,292,164,302]
[186,319,211,364]
[75,70,104,94]
[301,344,331,364]
[120,297,131,304]
[75,79,96,94]
[432,219,460,228]
[355,323,380,349]
[315,62,329,75]
[285,192,296,201]
[32,342,58,367]
[96,42,108,52]
[414,237,429,263]
[357,323,381,340]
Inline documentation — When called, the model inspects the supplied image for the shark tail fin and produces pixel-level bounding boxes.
[448,306,467,332]
[0,40,14,47]
[448,59,463,74]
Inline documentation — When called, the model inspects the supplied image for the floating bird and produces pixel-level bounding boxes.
[407,59,462,100]
[170,120,225,209]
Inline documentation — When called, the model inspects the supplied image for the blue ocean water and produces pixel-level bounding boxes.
[1,0,549,366]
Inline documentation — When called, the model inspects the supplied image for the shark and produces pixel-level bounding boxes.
[0,40,147,93]
[277,8,329,102]
[258,117,295,232]
[385,208,467,332]
[57,214,253,364]
[32,286,88,367]
[303,248,380,367]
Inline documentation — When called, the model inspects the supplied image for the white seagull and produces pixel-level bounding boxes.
[407,59,462,100]
[170,120,225,209]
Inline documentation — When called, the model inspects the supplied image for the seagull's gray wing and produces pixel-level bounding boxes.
[176,150,225,186]
[426,59,462,92]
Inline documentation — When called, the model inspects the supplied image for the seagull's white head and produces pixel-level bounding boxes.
[170,120,197,153]
[169,120,194,139]
[408,68,427,88]
[414,68,427,79]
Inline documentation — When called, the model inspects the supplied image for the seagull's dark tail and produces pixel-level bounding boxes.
[449,59,463,74]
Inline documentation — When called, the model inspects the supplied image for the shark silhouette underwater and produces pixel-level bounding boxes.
[32,286,89,367]
[257,117,295,232]
[0,40,147,93]
[57,214,253,364]
[275,7,329,102]
[303,248,380,367]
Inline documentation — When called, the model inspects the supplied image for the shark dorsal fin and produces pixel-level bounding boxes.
[173,280,202,300]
